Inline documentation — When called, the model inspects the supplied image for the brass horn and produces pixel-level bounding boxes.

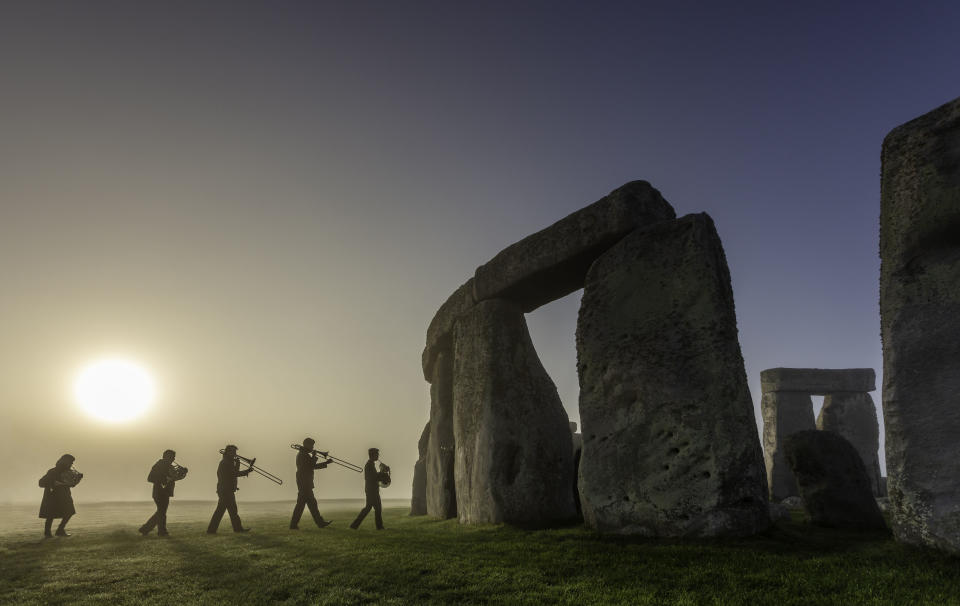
[219,449,283,485]
[290,444,362,473]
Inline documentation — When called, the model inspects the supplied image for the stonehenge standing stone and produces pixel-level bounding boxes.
[452,298,576,525]
[410,422,430,516]
[761,392,815,501]
[880,96,960,552]
[577,213,769,537]
[817,392,882,496]
[784,430,886,530]
[570,422,583,518]
[759,367,878,501]
[426,351,456,519]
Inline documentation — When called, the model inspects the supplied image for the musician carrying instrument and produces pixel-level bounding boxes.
[220,448,283,485]
[290,444,363,473]
[166,463,188,483]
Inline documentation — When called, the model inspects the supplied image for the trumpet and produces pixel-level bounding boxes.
[377,462,391,488]
[219,449,284,485]
[289,444,362,473]
[166,463,188,483]
[59,467,83,487]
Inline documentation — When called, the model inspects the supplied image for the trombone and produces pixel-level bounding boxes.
[219,449,283,485]
[290,444,362,473]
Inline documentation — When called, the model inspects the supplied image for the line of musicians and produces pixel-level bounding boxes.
[38,438,390,539]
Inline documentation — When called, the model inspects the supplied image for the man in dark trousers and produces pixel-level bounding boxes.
[290,437,333,530]
[350,447,385,530]
[39,454,80,538]
[139,449,178,537]
[206,444,252,534]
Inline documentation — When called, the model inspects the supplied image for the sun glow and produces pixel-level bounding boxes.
[73,359,156,423]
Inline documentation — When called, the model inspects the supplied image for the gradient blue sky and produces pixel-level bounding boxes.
[1,1,958,502]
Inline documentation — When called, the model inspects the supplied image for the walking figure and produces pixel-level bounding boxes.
[206,444,252,534]
[139,449,183,537]
[290,437,333,530]
[39,454,81,538]
[350,448,386,530]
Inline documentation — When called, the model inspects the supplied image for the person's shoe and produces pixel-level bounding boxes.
[206,530,217,535]
[234,527,251,533]
[55,529,71,537]
[376,527,385,531]
[158,531,170,537]
[349,524,359,530]
[138,526,150,536]
[43,532,53,539]
[289,525,299,530]
[318,520,332,528]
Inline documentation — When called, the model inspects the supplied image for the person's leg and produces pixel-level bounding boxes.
[350,493,374,529]
[207,497,227,533]
[226,493,245,531]
[55,514,72,536]
[373,493,384,530]
[290,492,307,528]
[157,495,170,535]
[141,495,162,534]
[44,518,54,538]
[306,492,328,527]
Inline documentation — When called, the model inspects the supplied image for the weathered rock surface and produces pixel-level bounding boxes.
[761,391,816,501]
[881,96,960,552]
[577,213,769,537]
[426,351,457,519]
[768,502,791,523]
[570,422,583,518]
[817,392,883,496]
[784,430,886,530]
[760,368,876,395]
[779,496,804,510]
[452,298,576,524]
[422,279,476,381]
[473,181,676,313]
[410,422,430,516]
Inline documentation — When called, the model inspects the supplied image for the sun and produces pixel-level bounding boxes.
[73,359,156,423]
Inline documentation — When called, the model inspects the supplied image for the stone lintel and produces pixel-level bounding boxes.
[422,278,476,381]
[472,180,676,313]
[760,367,876,394]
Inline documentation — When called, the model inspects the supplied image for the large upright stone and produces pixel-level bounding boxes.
[577,213,769,537]
[473,181,676,312]
[426,351,457,519]
[410,422,430,516]
[784,430,886,530]
[880,96,960,552]
[817,392,883,497]
[452,298,576,525]
[761,392,815,501]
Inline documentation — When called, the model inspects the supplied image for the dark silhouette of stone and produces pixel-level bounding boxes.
[880,96,960,552]
[817,392,883,496]
[473,181,676,313]
[783,430,886,530]
[426,351,456,519]
[761,391,815,501]
[410,422,429,516]
[570,422,583,518]
[422,279,476,381]
[452,298,575,524]
[577,214,768,537]
[760,368,875,394]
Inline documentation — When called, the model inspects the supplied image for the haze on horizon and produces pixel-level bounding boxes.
[1,1,958,506]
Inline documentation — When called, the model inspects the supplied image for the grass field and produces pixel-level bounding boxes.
[2,500,960,605]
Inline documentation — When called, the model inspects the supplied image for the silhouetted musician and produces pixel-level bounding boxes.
[39,454,79,538]
[290,437,332,530]
[350,447,384,530]
[206,444,252,534]
[139,449,176,537]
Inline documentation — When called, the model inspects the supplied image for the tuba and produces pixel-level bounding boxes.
[377,462,391,488]
[166,463,188,483]
[60,467,83,487]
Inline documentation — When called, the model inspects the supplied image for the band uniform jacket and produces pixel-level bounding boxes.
[147,459,175,498]
[295,450,328,492]
[38,468,76,519]
[216,458,250,494]
[364,460,380,494]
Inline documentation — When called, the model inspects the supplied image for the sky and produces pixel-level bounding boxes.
[1,1,958,505]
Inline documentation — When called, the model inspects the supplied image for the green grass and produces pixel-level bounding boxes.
[2,504,960,605]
